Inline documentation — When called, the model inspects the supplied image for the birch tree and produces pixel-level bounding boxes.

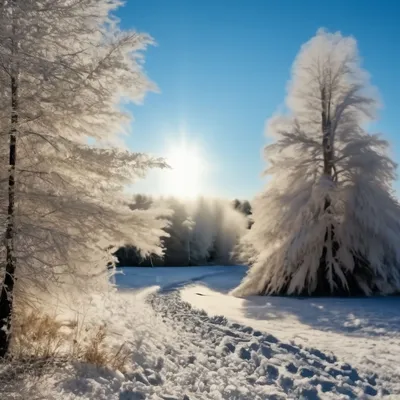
[234,29,400,297]
[0,0,168,356]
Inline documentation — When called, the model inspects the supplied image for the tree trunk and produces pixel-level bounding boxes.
[321,86,333,179]
[0,3,18,357]
[319,85,338,294]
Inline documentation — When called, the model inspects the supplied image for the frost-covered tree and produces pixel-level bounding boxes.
[116,196,248,266]
[182,216,196,265]
[211,200,249,264]
[188,198,247,265]
[233,29,400,297]
[0,0,168,356]
[239,200,252,217]
[162,197,190,266]
[232,199,252,217]
[114,195,168,267]
[129,194,154,211]
[188,198,216,264]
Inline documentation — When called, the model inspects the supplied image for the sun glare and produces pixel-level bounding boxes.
[164,139,206,198]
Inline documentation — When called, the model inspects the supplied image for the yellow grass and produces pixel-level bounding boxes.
[10,309,131,371]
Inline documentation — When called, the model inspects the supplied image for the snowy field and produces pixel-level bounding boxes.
[179,266,400,396]
[116,266,400,398]
[2,266,399,399]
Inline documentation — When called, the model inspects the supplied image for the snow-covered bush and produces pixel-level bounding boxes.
[234,29,400,297]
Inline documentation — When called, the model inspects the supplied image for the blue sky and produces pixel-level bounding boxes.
[116,0,399,200]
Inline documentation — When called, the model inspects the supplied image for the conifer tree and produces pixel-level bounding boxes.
[234,30,400,297]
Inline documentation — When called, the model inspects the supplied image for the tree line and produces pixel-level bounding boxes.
[115,195,252,266]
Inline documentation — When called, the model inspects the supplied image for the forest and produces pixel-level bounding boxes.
[115,195,252,266]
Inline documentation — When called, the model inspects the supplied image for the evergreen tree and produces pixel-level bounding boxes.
[239,200,252,216]
[163,197,191,266]
[234,30,400,297]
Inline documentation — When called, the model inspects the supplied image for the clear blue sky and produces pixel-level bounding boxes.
[116,0,399,200]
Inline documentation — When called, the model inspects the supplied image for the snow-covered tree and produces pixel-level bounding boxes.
[233,29,400,297]
[114,195,169,267]
[188,198,216,264]
[0,0,168,356]
[162,197,190,266]
[114,196,248,267]
[232,199,252,217]
[231,199,253,229]
[189,198,247,265]
[211,200,249,264]
[182,216,196,265]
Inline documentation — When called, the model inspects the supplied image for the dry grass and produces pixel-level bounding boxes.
[79,324,132,371]
[10,309,132,372]
[12,311,67,360]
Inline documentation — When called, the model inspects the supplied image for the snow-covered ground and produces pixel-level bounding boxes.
[2,266,398,399]
[179,266,400,397]
[117,266,399,398]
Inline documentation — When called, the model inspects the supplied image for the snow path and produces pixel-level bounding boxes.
[1,267,395,399]
[1,288,383,400]
[182,284,400,397]
[148,290,383,400]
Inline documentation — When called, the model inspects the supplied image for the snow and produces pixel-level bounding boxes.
[114,265,243,292]
[2,265,398,399]
[180,266,400,396]
[118,265,400,397]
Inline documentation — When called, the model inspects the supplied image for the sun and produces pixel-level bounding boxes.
[164,139,206,198]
